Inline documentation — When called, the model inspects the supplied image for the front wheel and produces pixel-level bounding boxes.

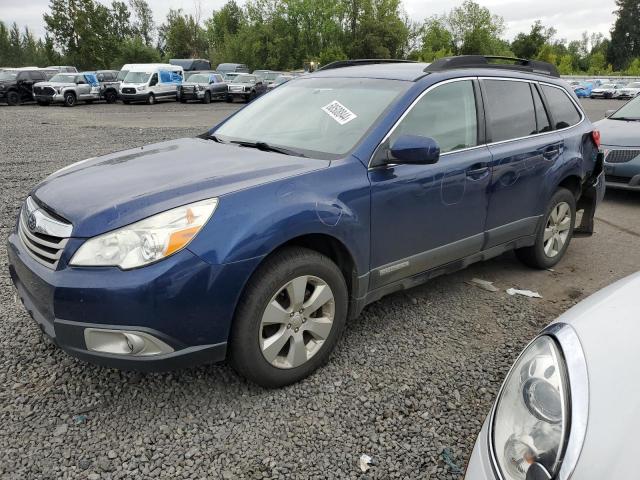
[63,92,76,107]
[6,91,20,106]
[146,93,155,105]
[104,91,117,104]
[229,247,348,387]
[202,91,211,104]
[516,188,576,269]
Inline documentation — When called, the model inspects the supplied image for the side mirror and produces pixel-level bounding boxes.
[605,109,616,118]
[388,135,440,165]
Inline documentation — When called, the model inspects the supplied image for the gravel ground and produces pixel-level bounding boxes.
[0,98,638,480]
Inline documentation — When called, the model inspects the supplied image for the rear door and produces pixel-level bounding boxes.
[482,78,562,248]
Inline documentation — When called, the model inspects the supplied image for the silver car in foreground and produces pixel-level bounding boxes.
[466,271,640,480]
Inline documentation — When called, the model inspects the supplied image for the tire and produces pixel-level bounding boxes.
[229,247,348,388]
[516,188,576,269]
[179,98,187,104]
[225,95,233,103]
[202,91,211,104]
[104,90,117,104]
[146,93,155,105]
[37,100,50,106]
[63,92,76,107]
[6,91,20,106]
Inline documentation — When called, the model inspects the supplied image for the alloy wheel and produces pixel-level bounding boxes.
[543,201,571,258]
[259,275,335,369]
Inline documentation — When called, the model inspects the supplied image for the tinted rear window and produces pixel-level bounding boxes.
[541,85,582,129]
[484,80,537,142]
[532,86,551,133]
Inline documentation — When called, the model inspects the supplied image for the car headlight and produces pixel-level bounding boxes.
[70,198,218,269]
[137,85,146,91]
[491,335,569,480]
[196,85,204,91]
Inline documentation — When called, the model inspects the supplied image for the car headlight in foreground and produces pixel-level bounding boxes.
[70,198,218,269]
[489,324,588,480]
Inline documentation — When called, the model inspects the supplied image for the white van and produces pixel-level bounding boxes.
[119,63,184,104]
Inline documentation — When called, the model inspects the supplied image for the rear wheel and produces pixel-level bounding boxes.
[516,188,576,269]
[63,92,76,107]
[146,93,155,105]
[6,91,20,106]
[225,95,233,103]
[229,247,348,387]
[202,91,211,104]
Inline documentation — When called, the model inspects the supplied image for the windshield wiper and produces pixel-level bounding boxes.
[230,140,307,157]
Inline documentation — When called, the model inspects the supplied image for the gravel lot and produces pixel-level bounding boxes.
[1,98,638,480]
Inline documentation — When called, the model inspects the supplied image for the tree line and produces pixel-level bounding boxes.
[1,0,639,76]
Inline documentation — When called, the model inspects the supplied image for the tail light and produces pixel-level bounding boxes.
[592,129,601,148]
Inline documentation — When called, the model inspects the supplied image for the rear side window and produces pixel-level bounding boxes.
[532,85,551,133]
[540,85,582,129]
[391,80,478,154]
[483,80,536,142]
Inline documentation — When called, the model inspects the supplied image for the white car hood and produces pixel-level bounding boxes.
[553,272,640,478]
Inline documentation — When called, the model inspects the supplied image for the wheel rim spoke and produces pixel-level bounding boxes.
[286,276,308,309]
[262,300,289,325]
[305,317,332,340]
[558,216,571,232]
[557,203,569,222]
[261,328,291,363]
[543,227,554,242]
[303,284,333,315]
[287,334,308,368]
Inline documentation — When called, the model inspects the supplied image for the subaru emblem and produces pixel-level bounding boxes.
[27,213,37,231]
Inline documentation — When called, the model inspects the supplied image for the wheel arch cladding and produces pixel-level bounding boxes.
[558,174,582,199]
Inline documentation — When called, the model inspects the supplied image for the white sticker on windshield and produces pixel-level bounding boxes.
[322,100,358,125]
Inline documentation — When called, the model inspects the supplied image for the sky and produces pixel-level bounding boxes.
[0,0,617,44]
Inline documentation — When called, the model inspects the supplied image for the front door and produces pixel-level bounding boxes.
[369,79,492,289]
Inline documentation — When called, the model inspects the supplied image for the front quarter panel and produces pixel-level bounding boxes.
[187,157,371,275]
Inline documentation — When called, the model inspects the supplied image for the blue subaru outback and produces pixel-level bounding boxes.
[8,56,604,387]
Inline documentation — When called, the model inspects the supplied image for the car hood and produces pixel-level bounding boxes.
[228,82,252,87]
[35,81,76,88]
[594,118,640,147]
[32,137,330,237]
[181,82,207,87]
[553,272,640,479]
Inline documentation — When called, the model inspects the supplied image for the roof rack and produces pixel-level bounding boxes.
[318,59,417,71]
[425,55,560,78]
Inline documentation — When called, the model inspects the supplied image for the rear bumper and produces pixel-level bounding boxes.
[604,153,640,190]
[7,229,260,371]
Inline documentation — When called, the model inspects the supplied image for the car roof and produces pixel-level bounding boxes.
[311,62,429,81]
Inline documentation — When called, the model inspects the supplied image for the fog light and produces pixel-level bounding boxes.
[84,328,174,356]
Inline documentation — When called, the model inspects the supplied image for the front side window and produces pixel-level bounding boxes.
[215,77,410,158]
[484,80,537,142]
[540,85,582,129]
[116,70,128,81]
[390,80,478,154]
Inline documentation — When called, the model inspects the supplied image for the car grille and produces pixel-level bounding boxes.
[605,150,640,164]
[33,86,55,96]
[605,175,631,184]
[18,197,71,269]
[122,87,136,94]
[230,86,244,92]
[180,86,196,93]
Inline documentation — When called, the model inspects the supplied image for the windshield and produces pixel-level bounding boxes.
[235,75,255,83]
[0,71,17,81]
[49,74,76,83]
[186,73,210,83]
[214,77,409,158]
[116,70,128,81]
[123,71,150,83]
[265,72,280,81]
[611,96,640,120]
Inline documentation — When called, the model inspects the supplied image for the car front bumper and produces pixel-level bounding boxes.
[33,93,65,103]
[603,148,640,191]
[465,420,496,479]
[178,89,204,101]
[7,228,260,372]
[120,92,152,102]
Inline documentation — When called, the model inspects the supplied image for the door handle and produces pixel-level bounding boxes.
[466,163,490,178]
[543,146,561,160]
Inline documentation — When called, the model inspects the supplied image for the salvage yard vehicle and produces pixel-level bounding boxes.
[617,81,640,99]
[178,72,227,103]
[7,56,604,388]
[216,62,250,76]
[96,70,120,104]
[572,82,593,98]
[267,74,295,91]
[465,271,640,480]
[596,95,640,191]
[589,82,625,99]
[170,58,211,72]
[0,68,56,105]
[119,64,184,104]
[32,72,101,107]
[226,73,266,102]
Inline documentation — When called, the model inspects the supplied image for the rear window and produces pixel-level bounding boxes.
[484,80,537,142]
[540,85,582,129]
